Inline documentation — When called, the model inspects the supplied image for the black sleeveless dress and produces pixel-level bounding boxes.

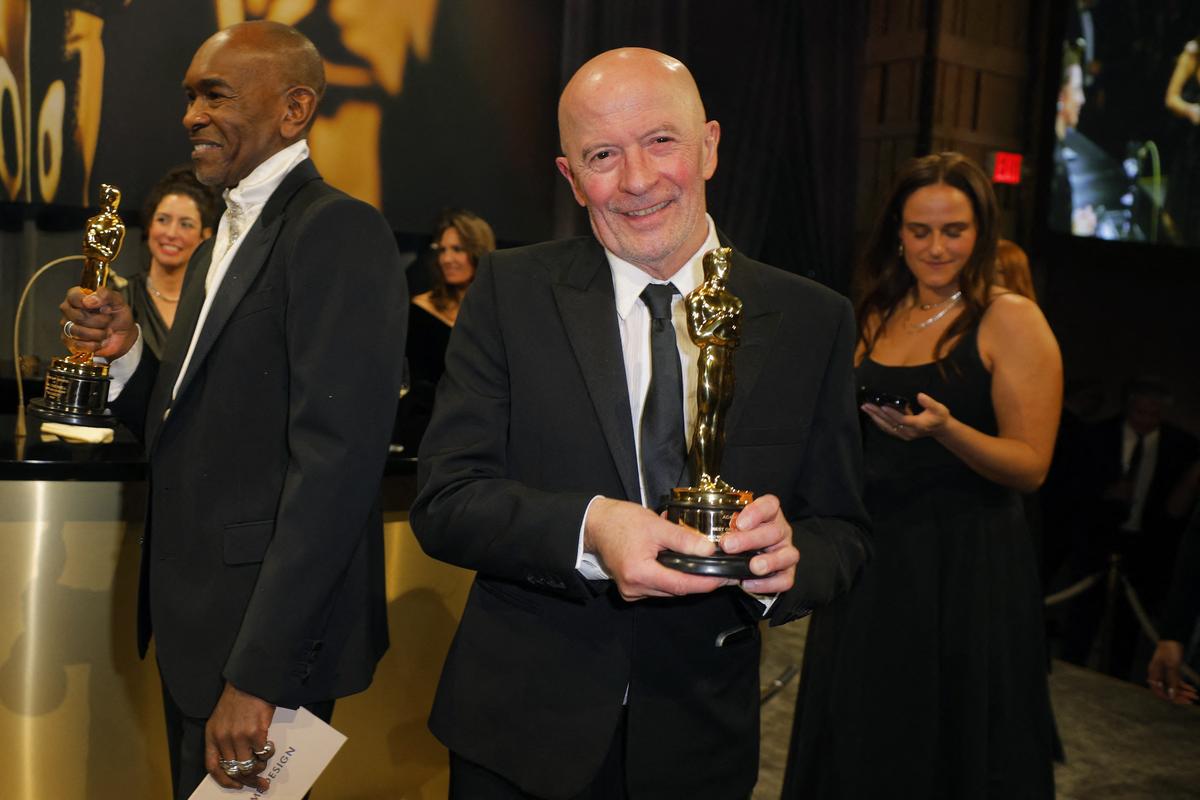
[782,327,1055,799]
[1167,65,1200,247]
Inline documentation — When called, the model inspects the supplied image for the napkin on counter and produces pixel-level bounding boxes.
[40,422,114,444]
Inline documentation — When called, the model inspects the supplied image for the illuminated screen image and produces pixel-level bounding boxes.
[1050,1,1200,247]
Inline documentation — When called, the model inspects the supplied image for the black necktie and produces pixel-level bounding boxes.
[639,283,686,510]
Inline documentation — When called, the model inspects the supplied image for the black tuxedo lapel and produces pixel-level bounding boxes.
[161,160,322,430]
[145,239,214,450]
[552,243,642,503]
[170,212,284,408]
[724,253,781,437]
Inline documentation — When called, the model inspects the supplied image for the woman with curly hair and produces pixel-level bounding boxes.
[115,167,220,357]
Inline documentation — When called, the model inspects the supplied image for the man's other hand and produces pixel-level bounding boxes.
[59,286,138,360]
[720,494,798,594]
[584,497,734,601]
[204,682,276,791]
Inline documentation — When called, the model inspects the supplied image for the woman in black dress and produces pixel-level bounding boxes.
[402,209,495,446]
[1165,36,1200,246]
[783,153,1062,798]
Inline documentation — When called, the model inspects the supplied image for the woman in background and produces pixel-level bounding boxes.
[783,153,1062,799]
[403,209,495,445]
[117,167,220,357]
[1165,36,1200,246]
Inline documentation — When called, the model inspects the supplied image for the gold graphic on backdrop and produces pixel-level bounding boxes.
[0,1,107,204]
[217,0,439,207]
[65,9,104,204]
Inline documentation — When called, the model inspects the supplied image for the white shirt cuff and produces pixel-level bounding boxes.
[576,495,611,580]
[105,325,143,401]
[744,589,777,614]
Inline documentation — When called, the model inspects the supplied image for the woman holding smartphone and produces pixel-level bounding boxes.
[783,152,1062,798]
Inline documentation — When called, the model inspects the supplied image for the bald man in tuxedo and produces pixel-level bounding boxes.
[412,47,869,799]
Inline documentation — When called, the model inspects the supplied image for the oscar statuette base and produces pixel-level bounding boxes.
[28,357,117,428]
[656,550,755,579]
[659,485,755,579]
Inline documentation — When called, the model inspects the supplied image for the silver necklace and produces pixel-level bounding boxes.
[909,291,962,330]
[917,290,962,310]
[147,276,180,303]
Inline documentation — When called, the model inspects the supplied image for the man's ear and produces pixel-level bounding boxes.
[555,156,588,207]
[281,86,318,139]
[701,120,720,181]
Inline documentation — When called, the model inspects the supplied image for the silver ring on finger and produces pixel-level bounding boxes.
[63,320,75,339]
[893,423,902,431]
[254,740,275,761]
[235,758,258,775]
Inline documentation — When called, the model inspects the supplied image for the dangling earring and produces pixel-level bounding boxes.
[898,243,905,258]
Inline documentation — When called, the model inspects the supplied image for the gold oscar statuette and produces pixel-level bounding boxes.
[657,247,756,578]
[29,183,127,427]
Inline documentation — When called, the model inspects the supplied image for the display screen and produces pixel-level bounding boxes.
[1049,1,1200,247]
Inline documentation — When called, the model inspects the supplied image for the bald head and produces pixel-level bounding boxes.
[558,48,706,154]
[554,47,720,279]
[203,21,326,103]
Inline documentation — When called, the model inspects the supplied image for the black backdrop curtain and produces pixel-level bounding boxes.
[554,0,868,295]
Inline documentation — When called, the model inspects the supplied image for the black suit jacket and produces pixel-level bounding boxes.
[1089,417,1197,532]
[1088,418,1198,548]
[1163,502,1200,642]
[113,159,406,717]
[411,237,870,799]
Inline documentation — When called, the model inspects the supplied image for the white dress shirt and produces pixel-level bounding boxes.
[576,217,719,579]
[108,140,311,407]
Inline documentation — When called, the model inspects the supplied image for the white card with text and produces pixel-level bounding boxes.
[187,707,347,800]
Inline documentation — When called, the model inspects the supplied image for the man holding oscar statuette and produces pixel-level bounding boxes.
[411,47,869,798]
[58,21,406,797]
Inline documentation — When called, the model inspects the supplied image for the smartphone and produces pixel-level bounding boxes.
[858,386,911,412]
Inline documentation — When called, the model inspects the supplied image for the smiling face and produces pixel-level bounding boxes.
[436,226,475,288]
[147,193,211,271]
[182,30,292,188]
[555,49,719,280]
[899,183,978,295]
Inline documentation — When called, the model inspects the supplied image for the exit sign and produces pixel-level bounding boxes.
[991,151,1023,184]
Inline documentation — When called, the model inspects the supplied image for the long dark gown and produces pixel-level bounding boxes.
[396,302,453,449]
[782,326,1055,799]
[1167,66,1200,247]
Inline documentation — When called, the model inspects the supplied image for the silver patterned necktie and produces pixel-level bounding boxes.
[225,200,244,245]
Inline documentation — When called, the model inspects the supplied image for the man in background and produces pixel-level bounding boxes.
[1065,377,1198,680]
